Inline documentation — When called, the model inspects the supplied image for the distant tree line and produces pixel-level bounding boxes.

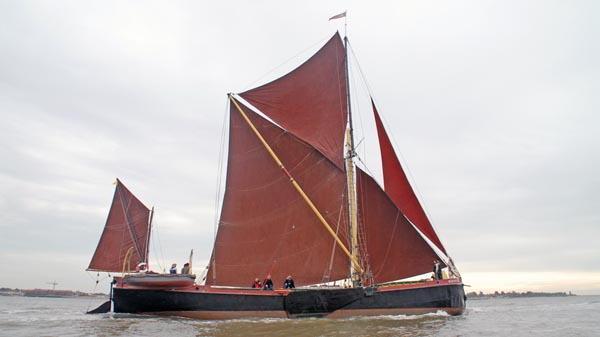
[0,287,107,297]
[467,290,575,299]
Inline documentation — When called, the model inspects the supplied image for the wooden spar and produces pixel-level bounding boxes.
[145,206,154,268]
[228,94,363,274]
[189,249,194,274]
[345,128,361,278]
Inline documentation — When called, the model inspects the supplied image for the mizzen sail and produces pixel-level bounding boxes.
[87,179,151,272]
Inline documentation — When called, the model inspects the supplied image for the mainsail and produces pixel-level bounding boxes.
[208,33,350,287]
[208,104,351,287]
[209,32,449,287]
[87,179,152,273]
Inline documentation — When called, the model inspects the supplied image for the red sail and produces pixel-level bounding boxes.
[372,100,447,254]
[356,168,441,283]
[239,33,348,170]
[207,103,351,287]
[87,179,151,272]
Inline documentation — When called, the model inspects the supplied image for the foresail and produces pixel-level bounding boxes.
[208,103,351,287]
[87,179,151,273]
[371,100,447,255]
[239,32,348,170]
[356,168,442,284]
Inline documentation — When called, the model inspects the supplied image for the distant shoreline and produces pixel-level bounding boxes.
[467,290,575,299]
[0,287,107,298]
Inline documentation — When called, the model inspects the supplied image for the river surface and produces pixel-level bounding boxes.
[0,295,598,336]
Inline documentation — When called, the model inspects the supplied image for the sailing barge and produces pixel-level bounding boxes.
[88,32,466,318]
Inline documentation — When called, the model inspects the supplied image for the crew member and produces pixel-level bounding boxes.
[283,275,295,289]
[263,275,274,290]
[252,278,262,288]
[433,260,442,280]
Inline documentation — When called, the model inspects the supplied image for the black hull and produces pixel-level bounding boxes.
[112,280,465,319]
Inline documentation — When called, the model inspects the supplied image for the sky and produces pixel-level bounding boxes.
[1,1,599,295]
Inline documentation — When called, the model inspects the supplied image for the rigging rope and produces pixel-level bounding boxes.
[213,98,229,239]
[324,194,347,283]
[347,40,449,255]
[85,272,111,313]
[208,96,230,284]
[348,43,441,242]
[150,215,166,272]
[241,34,333,92]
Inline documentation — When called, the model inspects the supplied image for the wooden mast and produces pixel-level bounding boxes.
[343,30,362,286]
[145,206,154,268]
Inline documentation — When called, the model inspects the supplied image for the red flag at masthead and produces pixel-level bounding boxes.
[328,11,347,21]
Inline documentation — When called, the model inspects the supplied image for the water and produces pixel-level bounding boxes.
[0,295,598,336]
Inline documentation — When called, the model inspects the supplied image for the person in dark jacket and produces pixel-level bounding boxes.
[433,260,442,280]
[263,275,274,290]
[283,275,295,289]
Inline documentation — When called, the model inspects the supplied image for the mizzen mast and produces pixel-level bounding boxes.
[145,206,154,268]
